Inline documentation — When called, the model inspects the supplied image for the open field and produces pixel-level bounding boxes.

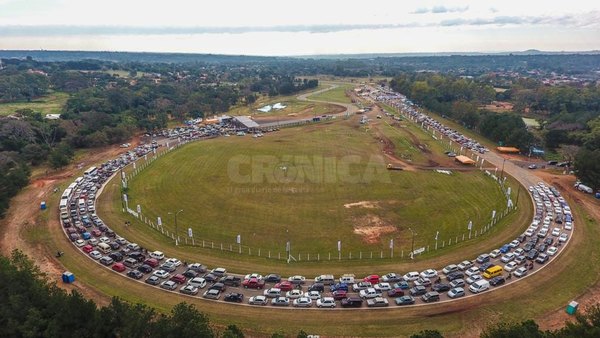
[3,81,598,337]
[0,91,68,116]
[306,82,354,104]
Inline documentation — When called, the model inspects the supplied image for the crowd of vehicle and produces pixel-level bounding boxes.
[364,86,489,154]
[58,97,573,309]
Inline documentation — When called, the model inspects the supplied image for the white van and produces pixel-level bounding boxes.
[78,198,86,208]
[149,251,164,260]
[97,242,111,254]
[314,274,335,285]
[469,279,490,293]
[339,274,355,284]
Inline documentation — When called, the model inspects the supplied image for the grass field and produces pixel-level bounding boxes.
[110,118,509,262]
[306,83,354,104]
[0,91,69,116]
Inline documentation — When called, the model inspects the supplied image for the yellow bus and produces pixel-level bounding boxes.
[482,265,503,279]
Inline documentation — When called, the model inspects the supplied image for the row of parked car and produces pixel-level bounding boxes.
[60,116,572,309]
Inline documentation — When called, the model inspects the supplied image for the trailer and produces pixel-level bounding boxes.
[574,182,593,194]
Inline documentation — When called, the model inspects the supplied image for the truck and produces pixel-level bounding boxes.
[574,182,594,194]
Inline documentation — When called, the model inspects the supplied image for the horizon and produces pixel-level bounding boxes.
[0,0,599,56]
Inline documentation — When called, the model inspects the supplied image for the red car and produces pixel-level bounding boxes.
[332,290,348,300]
[112,262,126,272]
[242,278,265,289]
[91,229,102,237]
[274,281,293,291]
[387,288,404,297]
[82,244,94,253]
[170,274,187,284]
[363,275,380,284]
[143,258,159,268]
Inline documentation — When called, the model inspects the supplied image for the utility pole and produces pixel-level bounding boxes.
[168,209,183,245]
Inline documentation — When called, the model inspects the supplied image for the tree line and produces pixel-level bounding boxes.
[1,250,600,338]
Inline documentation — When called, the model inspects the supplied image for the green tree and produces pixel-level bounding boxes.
[48,143,73,169]
[222,324,245,338]
[481,320,545,338]
[574,148,600,191]
[410,329,444,338]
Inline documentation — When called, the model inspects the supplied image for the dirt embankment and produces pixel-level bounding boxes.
[0,138,141,305]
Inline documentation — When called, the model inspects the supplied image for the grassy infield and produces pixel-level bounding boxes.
[24,84,600,337]
[0,91,69,116]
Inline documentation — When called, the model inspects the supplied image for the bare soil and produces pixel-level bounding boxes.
[352,214,397,244]
[0,137,141,306]
[343,201,379,209]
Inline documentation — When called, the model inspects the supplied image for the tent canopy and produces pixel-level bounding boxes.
[497,146,520,153]
[455,155,476,165]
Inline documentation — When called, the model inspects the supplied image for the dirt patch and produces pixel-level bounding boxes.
[352,214,397,244]
[344,201,379,209]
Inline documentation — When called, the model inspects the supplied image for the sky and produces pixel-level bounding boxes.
[0,0,599,56]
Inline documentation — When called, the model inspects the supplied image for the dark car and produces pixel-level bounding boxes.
[209,282,226,292]
[341,297,363,308]
[537,244,547,253]
[544,238,554,246]
[490,276,505,286]
[128,251,146,262]
[421,291,440,303]
[387,288,404,297]
[108,252,123,262]
[308,283,324,292]
[224,293,244,303]
[105,229,116,237]
[329,283,348,292]
[527,249,539,261]
[409,285,427,296]
[479,262,495,272]
[182,269,199,279]
[446,271,464,281]
[432,283,450,292]
[332,290,348,300]
[109,242,120,250]
[393,281,410,289]
[202,273,218,283]
[137,264,153,274]
[127,270,143,280]
[264,274,281,283]
[535,253,549,264]
[220,276,241,287]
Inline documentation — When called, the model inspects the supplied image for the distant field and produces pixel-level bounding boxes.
[307,83,354,104]
[120,119,507,258]
[0,91,68,116]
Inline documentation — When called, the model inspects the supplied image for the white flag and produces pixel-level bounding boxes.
[507,199,513,208]
[286,241,290,252]
[136,204,141,213]
[157,217,162,226]
[435,231,439,240]
[492,210,496,219]
[468,221,473,230]
[507,187,512,196]
[123,194,128,203]
[236,234,241,244]
[389,239,394,249]
[337,240,341,252]
[188,228,193,238]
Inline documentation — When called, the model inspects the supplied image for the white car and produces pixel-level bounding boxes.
[307,290,321,300]
[403,271,419,281]
[352,281,372,291]
[465,267,480,277]
[466,274,482,285]
[547,246,558,256]
[287,275,306,284]
[153,269,170,279]
[373,282,392,292]
[489,249,501,258]
[457,260,473,271]
[89,250,102,260]
[442,264,459,275]
[316,297,336,308]
[188,277,207,289]
[75,239,86,247]
[509,240,520,248]
[381,273,401,282]
[551,228,561,236]
[420,269,438,279]
[504,261,518,272]
[292,297,312,307]
[99,236,110,244]
[359,288,380,299]
[149,251,165,260]
[501,253,516,263]
[285,289,304,299]
[244,273,263,281]
[564,222,573,231]
[513,267,528,278]
[248,295,268,305]
[165,258,182,267]
[558,233,568,242]
[525,228,535,237]
[211,267,227,276]
[263,288,281,298]
[514,248,525,256]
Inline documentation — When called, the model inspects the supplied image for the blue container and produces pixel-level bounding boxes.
[596,192,600,199]
[40,201,46,210]
[82,232,91,240]
[62,271,75,283]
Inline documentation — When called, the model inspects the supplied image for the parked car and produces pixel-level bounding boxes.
[359,288,380,299]
[293,297,313,308]
[180,284,199,295]
[111,262,126,272]
[127,270,143,280]
[447,287,465,299]
[547,246,558,256]
[271,297,290,307]
[224,293,244,303]
[450,279,465,288]
[362,275,380,284]
[170,274,187,284]
[432,283,450,292]
[395,295,416,305]
[457,260,473,271]
[316,297,336,308]
[153,269,170,279]
[274,281,293,291]
[145,275,161,286]
[490,276,506,286]
[420,269,438,279]
[367,297,389,307]
[264,274,281,283]
[403,271,420,281]
[203,289,221,300]
[248,295,268,306]
[332,290,348,300]
[446,271,464,281]
[409,285,427,296]
[513,267,528,278]
[421,291,441,303]
[442,264,459,275]
[242,277,265,289]
[340,297,363,308]
[287,275,306,284]
[352,281,372,292]
[382,273,402,283]
[263,288,282,298]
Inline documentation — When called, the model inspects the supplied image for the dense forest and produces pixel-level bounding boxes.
[1,250,600,338]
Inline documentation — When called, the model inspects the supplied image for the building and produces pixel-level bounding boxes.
[232,116,260,132]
